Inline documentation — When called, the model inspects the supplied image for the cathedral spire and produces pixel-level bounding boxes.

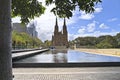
[54,17,58,33]
[63,18,66,26]
[63,18,67,34]
[55,17,58,26]
[52,17,68,47]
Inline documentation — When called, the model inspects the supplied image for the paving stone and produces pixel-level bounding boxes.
[13,73,120,80]
[13,67,120,80]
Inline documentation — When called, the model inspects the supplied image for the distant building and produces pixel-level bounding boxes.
[27,22,38,38]
[52,18,68,48]
[12,22,38,38]
[12,23,27,33]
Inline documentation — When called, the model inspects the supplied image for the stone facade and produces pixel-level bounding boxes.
[52,18,68,48]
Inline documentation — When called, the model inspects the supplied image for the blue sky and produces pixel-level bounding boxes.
[12,0,120,41]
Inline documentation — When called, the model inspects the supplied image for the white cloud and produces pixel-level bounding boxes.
[35,4,56,41]
[87,21,96,32]
[79,6,103,20]
[78,26,86,34]
[68,34,76,41]
[99,23,109,29]
[93,31,119,37]
[108,18,118,22]
[94,7,103,13]
[77,21,97,34]
[79,11,94,20]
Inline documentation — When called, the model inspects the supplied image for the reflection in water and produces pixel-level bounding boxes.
[15,49,120,63]
[52,50,67,63]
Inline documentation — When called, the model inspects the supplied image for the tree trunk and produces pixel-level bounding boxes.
[0,0,13,80]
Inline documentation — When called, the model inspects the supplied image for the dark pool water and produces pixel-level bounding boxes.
[15,49,120,63]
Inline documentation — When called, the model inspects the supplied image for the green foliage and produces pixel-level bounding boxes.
[96,41,113,48]
[96,35,118,48]
[12,0,102,22]
[45,0,102,18]
[70,33,119,49]
[73,37,97,48]
[12,0,102,23]
[12,31,43,49]
[96,35,107,43]
[33,37,43,47]
[12,0,45,23]
[43,40,52,47]
[115,33,120,47]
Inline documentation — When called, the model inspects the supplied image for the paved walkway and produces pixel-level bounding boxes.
[13,67,120,80]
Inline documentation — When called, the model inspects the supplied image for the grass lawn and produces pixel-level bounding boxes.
[75,48,120,57]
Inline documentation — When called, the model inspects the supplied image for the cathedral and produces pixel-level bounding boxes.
[52,18,68,48]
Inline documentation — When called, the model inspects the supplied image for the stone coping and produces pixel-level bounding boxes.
[12,49,49,62]
[13,62,120,68]
[12,48,42,53]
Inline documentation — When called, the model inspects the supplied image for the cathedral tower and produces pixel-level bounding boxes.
[62,18,68,46]
[54,18,58,33]
[63,18,67,34]
[52,18,68,48]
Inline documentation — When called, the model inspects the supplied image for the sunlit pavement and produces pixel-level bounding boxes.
[13,67,120,80]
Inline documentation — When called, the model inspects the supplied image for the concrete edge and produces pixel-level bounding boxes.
[13,62,120,68]
[12,48,43,53]
[12,49,49,62]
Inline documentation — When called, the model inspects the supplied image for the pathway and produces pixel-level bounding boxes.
[13,67,120,80]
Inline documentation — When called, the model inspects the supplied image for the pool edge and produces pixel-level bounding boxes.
[13,62,120,68]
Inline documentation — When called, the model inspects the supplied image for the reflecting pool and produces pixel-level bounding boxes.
[15,49,120,63]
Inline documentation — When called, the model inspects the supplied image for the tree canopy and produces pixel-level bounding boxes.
[70,33,120,49]
[12,0,102,23]
[12,0,45,23]
[45,0,102,18]
[12,31,43,49]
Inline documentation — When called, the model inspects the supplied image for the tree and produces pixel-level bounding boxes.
[96,35,118,48]
[12,31,43,49]
[0,0,45,80]
[46,0,102,18]
[115,33,120,47]
[96,40,113,48]
[44,40,52,48]
[73,36,97,48]
[12,0,45,23]
[0,0,13,80]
